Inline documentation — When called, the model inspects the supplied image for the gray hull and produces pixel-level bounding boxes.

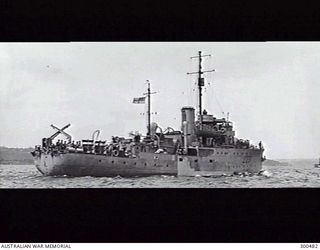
[34,147,263,177]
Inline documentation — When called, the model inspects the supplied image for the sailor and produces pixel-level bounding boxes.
[63,141,67,150]
[134,134,141,143]
[173,140,179,153]
[259,141,263,150]
[42,138,47,148]
[119,141,123,151]
[128,141,135,156]
[56,139,61,147]
[47,138,52,147]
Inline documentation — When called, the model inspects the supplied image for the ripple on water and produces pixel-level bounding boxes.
[1,162,320,188]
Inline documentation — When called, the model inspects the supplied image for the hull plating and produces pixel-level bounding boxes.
[34,148,263,177]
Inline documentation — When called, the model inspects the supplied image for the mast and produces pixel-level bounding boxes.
[147,81,151,136]
[187,51,215,129]
[144,80,157,136]
[198,51,203,120]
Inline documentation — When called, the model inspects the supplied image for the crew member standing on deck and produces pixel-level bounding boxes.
[259,141,263,150]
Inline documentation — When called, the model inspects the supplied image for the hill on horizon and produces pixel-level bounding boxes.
[0,146,34,165]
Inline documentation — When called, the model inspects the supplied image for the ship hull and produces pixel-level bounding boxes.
[34,148,263,177]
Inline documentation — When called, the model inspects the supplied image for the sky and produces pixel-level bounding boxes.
[0,42,319,159]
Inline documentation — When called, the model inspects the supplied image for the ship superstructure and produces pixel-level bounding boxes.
[31,51,265,177]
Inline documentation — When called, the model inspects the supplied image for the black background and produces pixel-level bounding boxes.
[1,0,320,243]
[1,0,320,41]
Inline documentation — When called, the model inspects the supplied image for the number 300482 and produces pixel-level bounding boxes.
[301,244,318,248]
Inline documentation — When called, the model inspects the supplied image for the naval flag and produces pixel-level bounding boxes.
[132,97,146,104]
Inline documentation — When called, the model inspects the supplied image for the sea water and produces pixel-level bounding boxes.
[1,159,320,188]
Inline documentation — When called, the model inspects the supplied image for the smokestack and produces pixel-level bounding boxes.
[181,107,196,145]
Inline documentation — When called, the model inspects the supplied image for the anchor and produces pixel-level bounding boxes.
[49,123,72,143]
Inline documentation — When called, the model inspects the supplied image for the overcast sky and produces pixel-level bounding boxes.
[1,42,319,159]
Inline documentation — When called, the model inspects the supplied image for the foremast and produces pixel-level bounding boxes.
[143,80,157,136]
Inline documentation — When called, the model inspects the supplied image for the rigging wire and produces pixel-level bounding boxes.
[187,58,197,107]
[207,55,227,118]
[213,89,225,117]
[202,55,224,116]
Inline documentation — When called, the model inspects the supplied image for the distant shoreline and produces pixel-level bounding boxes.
[0,146,34,165]
[0,161,34,165]
[263,159,291,167]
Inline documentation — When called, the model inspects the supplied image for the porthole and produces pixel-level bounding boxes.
[99,160,102,162]
[154,164,157,166]
[179,158,183,161]
[166,164,169,167]
[134,162,137,165]
[209,159,213,163]
[123,161,126,164]
[144,163,147,166]
[195,159,198,163]
[111,160,114,164]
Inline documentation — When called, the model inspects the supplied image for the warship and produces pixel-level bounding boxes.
[31,51,265,177]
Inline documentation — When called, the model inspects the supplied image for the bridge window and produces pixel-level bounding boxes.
[179,158,183,161]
